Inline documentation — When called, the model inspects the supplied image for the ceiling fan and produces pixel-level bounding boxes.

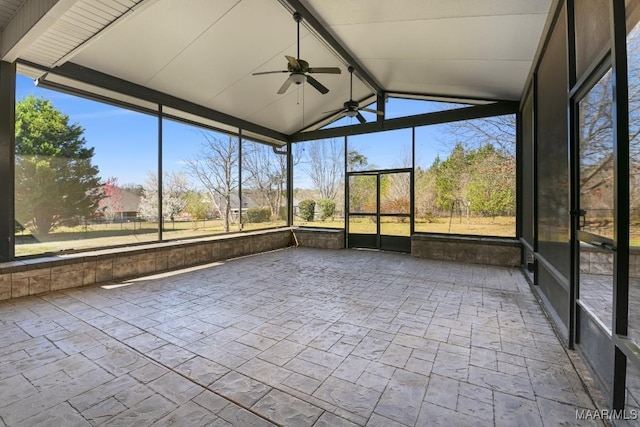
[324,66,384,124]
[252,12,341,95]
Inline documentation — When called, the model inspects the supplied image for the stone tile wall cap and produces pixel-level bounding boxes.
[412,233,520,246]
[293,227,344,233]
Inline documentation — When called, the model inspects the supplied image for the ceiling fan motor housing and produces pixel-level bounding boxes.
[344,99,359,110]
[288,59,309,73]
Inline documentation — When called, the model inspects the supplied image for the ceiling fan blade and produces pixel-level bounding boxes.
[356,112,367,124]
[360,107,384,116]
[306,75,329,94]
[307,67,342,74]
[285,55,300,69]
[323,107,346,115]
[277,77,293,94]
[252,70,289,75]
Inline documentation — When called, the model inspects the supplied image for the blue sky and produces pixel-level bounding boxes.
[16,74,457,188]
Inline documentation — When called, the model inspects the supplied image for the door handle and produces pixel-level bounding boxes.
[599,241,616,251]
[571,209,587,229]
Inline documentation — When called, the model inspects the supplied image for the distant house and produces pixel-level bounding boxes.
[118,188,142,220]
[227,193,260,220]
[95,185,143,222]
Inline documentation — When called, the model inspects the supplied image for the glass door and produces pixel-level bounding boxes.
[574,67,616,392]
[347,173,378,249]
[379,171,411,252]
[346,169,412,252]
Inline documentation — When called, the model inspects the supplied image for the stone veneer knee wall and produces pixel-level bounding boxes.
[412,234,522,267]
[0,229,531,302]
[292,227,345,249]
[580,245,640,278]
[0,228,293,301]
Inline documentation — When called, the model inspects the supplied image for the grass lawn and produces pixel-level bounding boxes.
[14,219,286,256]
[14,215,640,257]
[415,216,515,237]
[297,216,516,238]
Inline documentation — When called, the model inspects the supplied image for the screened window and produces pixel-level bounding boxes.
[293,138,344,227]
[241,140,288,230]
[14,74,157,256]
[414,115,516,237]
[161,118,240,238]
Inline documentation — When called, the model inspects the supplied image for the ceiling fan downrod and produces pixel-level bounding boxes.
[294,12,302,60]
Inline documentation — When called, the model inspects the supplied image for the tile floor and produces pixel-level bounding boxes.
[0,247,606,426]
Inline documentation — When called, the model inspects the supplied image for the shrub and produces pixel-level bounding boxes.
[317,198,336,221]
[298,199,316,222]
[421,211,436,223]
[245,207,271,223]
[278,206,287,221]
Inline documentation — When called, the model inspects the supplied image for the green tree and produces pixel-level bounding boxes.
[317,198,336,221]
[298,199,316,222]
[347,150,368,171]
[15,96,101,235]
[467,145,515,218]
[245,207,271,223]
[348,174,376,213]
[431,142,515,220]
[433,144,470,212]
[185,191,211,225]
[414,166,437,220]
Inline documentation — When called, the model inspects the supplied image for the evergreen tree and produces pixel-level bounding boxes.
[466,145,516,218]
[434,144,470,212]
[15,96,102,235]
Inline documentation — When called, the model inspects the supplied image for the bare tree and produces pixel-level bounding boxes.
[304,138,343,200]
[577,40,640,223]
[242,141,287,217]
[578,69,614,205]
[381,172,411,221]
[445,114,516,157]
[385,172,411,202]
[184,133,239,232]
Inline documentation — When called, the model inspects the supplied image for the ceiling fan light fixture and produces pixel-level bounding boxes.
[290,73,306,85]
[345,109,358,117]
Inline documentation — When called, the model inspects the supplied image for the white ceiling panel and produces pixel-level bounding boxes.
[362,58,532,100]
[301,0,552,101]
[325,15,546,62]
[301,0,550,24]
[72,0,242,84]
[5,0,553,136]
[146,0,300,106]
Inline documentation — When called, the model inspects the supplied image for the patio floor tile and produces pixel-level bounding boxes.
[0,248,606,426]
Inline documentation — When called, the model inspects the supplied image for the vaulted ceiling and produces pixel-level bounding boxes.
[0,0,553,143]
